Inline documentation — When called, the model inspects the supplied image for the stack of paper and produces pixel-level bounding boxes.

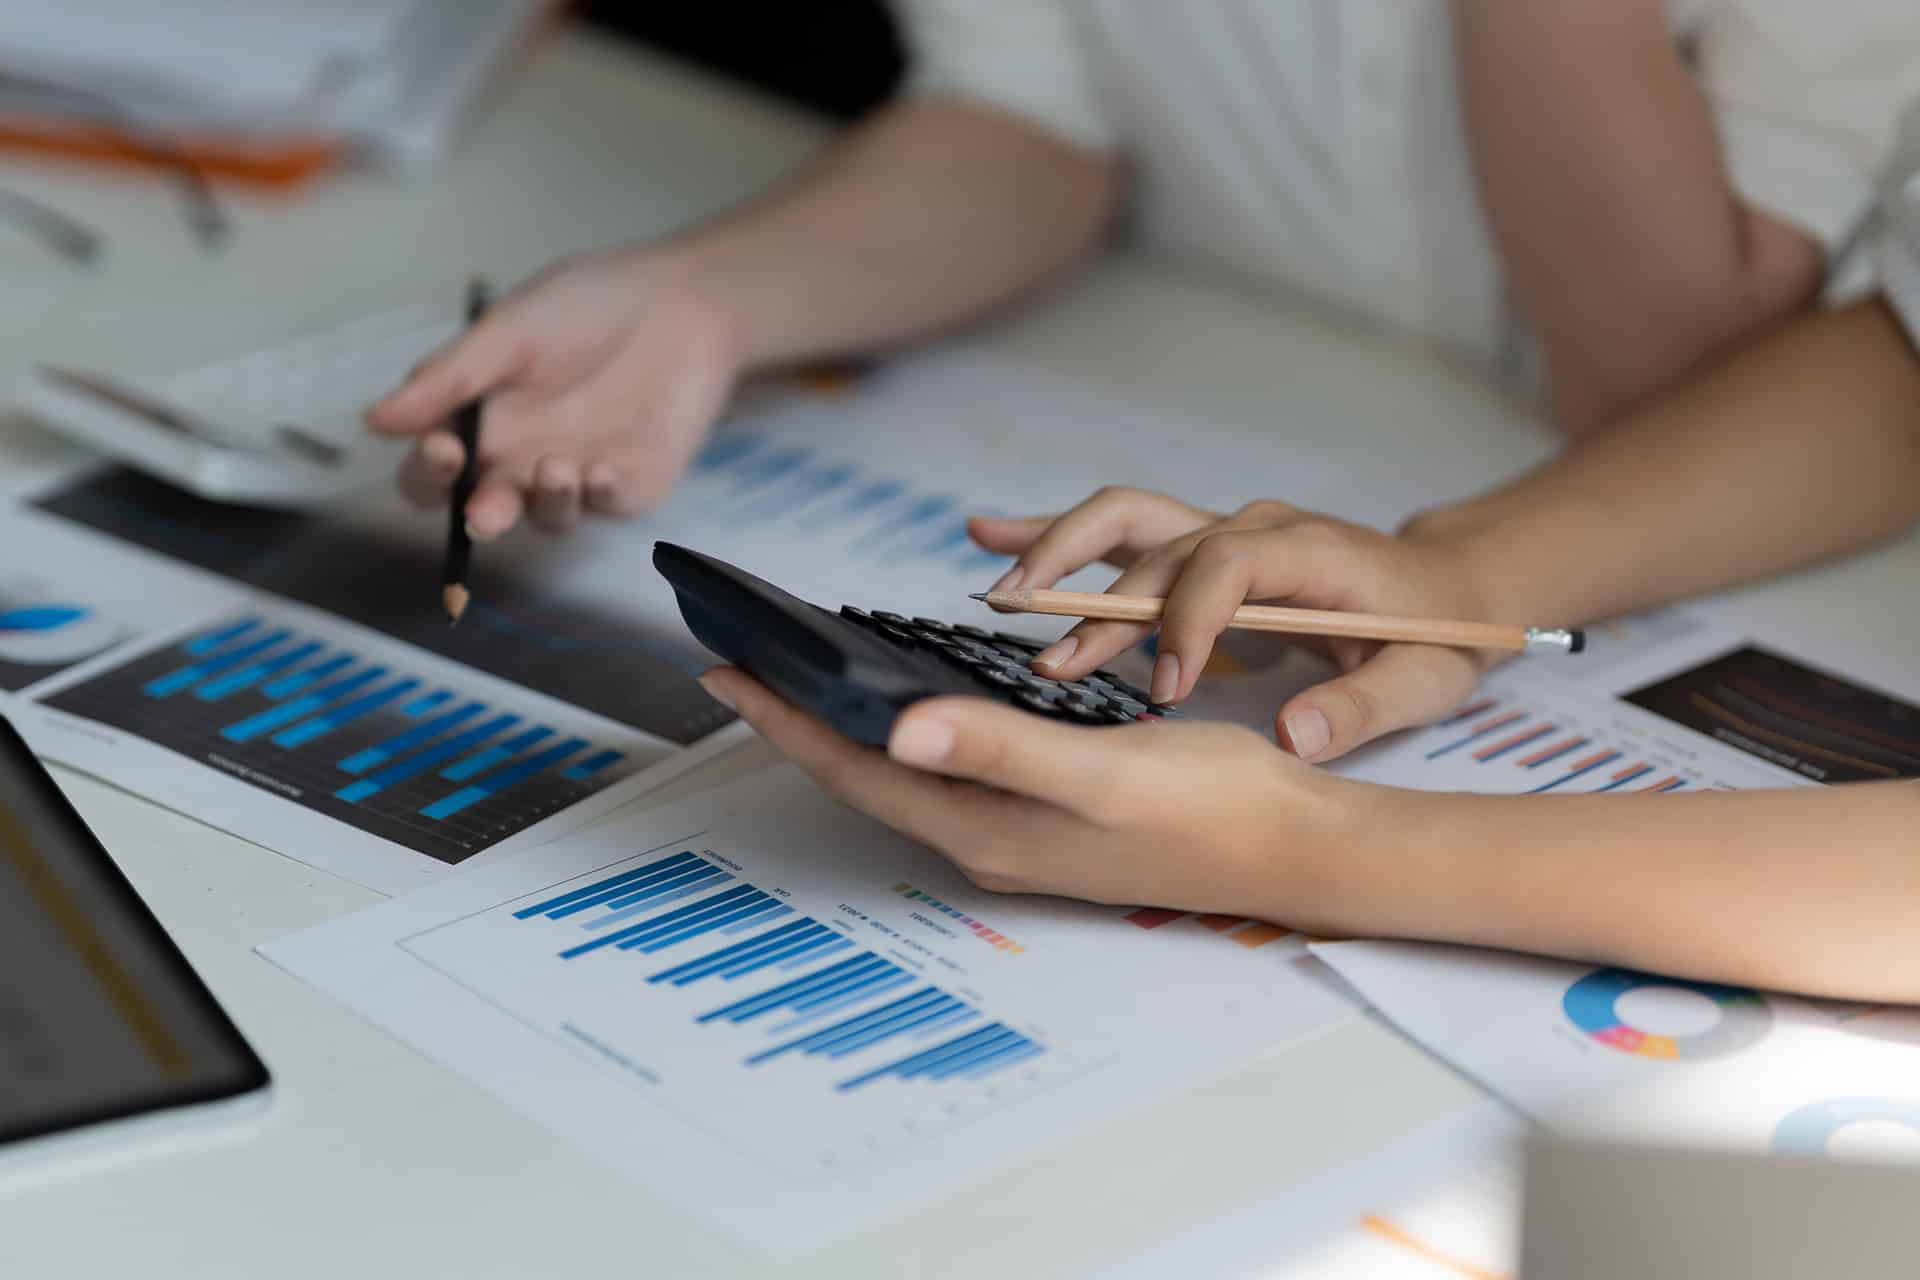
[0,0,552,177]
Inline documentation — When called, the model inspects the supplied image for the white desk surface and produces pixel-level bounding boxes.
[2,25,1916,1280]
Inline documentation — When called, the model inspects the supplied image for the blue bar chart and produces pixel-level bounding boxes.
[44,615,650,863]
[685,432,1006,575]
[511,850,1047,1095]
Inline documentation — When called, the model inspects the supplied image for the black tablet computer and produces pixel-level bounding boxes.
[0,711,269,1170]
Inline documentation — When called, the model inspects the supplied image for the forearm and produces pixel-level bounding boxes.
[1453,0,1822,432]
[1407,299,1920,625]
[667,98,1123,371]
[1329,781,1920,1001]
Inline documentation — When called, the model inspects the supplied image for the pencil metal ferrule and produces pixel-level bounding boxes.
[1524,627,1585,656]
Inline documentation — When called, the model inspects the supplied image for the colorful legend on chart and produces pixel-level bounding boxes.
[43,615,650,864]
[892,883,1025,953]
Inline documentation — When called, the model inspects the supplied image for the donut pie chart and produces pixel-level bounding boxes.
[1562,967,1772,1060]
[0,604,118,665]
[1774,1097,1920,1156]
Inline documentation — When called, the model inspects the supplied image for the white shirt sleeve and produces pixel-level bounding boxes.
[1878,174,1920,348]
[1688,1,1920,268]
[887,0,1117,151]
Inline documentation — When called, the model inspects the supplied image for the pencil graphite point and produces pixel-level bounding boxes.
[968,593,988,602]
[443,583,471,626]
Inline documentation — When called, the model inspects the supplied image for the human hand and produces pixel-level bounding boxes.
[968,489,1499,762]
[366,246,743,538]
[699,666,1370,932]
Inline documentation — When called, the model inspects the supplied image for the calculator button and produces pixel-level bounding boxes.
[976,668,1023,688]
[913,617,952,632]
[1015,691,1068,716]
[952,624,996,640]
[993,632,1043,651]
[873,611,912,626]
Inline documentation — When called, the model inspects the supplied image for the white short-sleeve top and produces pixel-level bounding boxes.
[1877,108,1920,348]
[892,0,1920,374]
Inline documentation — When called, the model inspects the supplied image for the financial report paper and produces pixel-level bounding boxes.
[262,766,1355,1254]
[6,343,1344,891]
[1314,629,1920,1183]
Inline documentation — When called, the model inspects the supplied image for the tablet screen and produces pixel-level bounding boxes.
[0,715,267,1147]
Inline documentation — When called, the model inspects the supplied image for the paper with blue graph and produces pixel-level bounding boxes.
[261,765,1354,1253]
[9,344,1348,890]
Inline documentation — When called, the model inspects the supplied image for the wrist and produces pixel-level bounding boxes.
[1296,781,1506,944]
[640,240,754,379]
[1402,506,1559,628]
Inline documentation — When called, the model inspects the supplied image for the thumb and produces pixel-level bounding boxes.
[967,513,1055,554]
[366,311,531,435]
[888,696,1137,815]
[1278,645,1480,762]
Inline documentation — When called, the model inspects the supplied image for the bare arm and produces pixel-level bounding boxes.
[1347,778,1920,1001]
[368,97,1122,532]
[1410,299,1920,627]
[677,97,1125,369]
[1453,0,1824,434]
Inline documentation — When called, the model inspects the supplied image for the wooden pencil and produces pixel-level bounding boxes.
[971,588,1585,655]
[441,278,491,625]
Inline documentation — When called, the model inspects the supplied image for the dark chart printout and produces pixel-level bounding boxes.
[1624,646,1920,784]
[34,468,728,747]
[45,616,654,864]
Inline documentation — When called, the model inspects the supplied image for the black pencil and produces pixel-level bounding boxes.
[442,279,492,624]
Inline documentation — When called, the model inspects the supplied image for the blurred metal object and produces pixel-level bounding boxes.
[0,185,101,264]
[0,67,229,252]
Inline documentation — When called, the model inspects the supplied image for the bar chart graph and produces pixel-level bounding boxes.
[44,614,649,863]
[680,431,1007,576]
[1403,695,1694,796]
[510,850,1047,1095]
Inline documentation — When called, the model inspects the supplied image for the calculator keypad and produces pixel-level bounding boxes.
[840,607,1179,725]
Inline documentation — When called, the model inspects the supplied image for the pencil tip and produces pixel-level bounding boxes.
[443,584,470,626]
[968,592,989,602]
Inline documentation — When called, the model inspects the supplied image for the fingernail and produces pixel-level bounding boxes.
[696,674,736,712]
[1032,635,1078,670]
[1150,653,1181,704]
[889,716,955,768]
[1284,707,1332,760]
[991,565,1026,593]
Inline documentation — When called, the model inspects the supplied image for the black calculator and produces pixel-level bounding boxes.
[654,542,1180,746]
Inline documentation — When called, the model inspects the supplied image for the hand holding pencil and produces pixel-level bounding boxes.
[441,278,491,624]
[966,488,1565,764]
